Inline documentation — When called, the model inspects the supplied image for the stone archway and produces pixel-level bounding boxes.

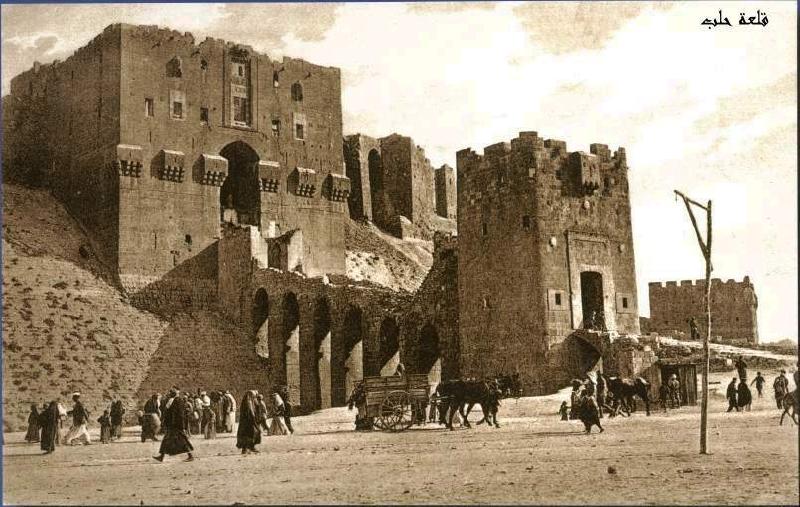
[280,292,301,405]
[340,306,364,404]
[312,298,332,409]
[253,288,269,359]
[418,323,441,389]
[220,141,260,227]
[378,317,400,376]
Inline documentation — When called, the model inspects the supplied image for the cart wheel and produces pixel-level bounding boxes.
[379,391,413,432]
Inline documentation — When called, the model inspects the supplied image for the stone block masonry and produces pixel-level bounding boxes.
[648,277,759,345]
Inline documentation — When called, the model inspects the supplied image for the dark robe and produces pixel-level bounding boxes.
[737,383,752,408]
[110,401,125,438]
[158,396,194,456]
[25,407,40,442]
[38,402,59,452]
[236,394,261,450]
[98,415,112,443]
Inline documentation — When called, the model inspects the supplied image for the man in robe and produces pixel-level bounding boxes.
[153,387,194,462]
[726,378,739,412]
[236,391,262,454]
[110,397,125,440]
[64,393,91,445]
[39,401,60,454]
[773,371,789,409]
[224,391,237,433]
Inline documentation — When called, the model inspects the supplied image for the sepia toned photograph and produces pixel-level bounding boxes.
[0,1,797,504]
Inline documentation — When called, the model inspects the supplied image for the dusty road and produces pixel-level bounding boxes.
[3,380,798,505]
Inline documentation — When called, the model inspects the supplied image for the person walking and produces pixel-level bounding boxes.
[737,381,752,412]
[64,394,92,445]
[278,386,295,434]
[726,377,739,412]
[98,410,113,444]
[153,387,194,462]
[39,401,60,454]
[688,317,700,341]
[202,401,217,440]
[269,392,290,435]
[750,372,766,398]
[110,398,125,440]
[223,391,237,433]
[734,356,748,382]
[25,404,41,443]
[236,391,262,454]
[773,371,789,409]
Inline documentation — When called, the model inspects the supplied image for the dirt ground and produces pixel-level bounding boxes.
[3,371,798,505]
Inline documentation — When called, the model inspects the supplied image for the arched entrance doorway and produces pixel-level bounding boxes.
[281,292,301,406]
[220,141,261,227]
[378,317,400,376]
[253,289,269,360]
[418,323,441,389]
[580,271,604,330]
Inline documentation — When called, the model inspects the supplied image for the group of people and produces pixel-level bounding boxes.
[25,385,296,459]
[25,393,118,453]
[657,374,683,411]
[560,375,605,433]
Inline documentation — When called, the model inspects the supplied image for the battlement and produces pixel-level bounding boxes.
[649,276,754,289]
[457,131,628,171]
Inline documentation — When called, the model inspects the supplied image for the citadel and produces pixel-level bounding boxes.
[2,24,760,419]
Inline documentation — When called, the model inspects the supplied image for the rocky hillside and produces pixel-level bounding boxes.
[1,184,268,431]
[344,220,434,292]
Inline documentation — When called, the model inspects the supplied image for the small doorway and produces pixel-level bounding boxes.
[580,271,604,330]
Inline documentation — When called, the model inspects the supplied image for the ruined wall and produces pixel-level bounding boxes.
[343,134,380,221]
[434,164,456,220]
[457,131,639,394]
[4,25,123,272]
[648,277,759,345]
[344,132,439,238]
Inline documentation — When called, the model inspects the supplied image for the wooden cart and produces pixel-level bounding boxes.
[361,374,431,432]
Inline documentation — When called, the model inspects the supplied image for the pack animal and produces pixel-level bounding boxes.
[436,379,499,430]
[605,375,652,416]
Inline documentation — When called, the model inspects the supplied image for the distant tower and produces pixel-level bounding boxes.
[434,164,456,220]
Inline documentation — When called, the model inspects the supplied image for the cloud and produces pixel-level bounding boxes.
[513,1,673,55]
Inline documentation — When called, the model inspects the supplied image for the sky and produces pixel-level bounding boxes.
[1,2,797,342]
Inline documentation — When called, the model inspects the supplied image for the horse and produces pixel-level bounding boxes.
[605,375,652,416]
[436,379,498,430]
[779,390,798,426]
[474,373,523,427]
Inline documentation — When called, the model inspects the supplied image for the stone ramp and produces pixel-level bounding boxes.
[134,311,270,405]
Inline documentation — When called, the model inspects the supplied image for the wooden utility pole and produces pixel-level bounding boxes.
[674,190,712,455]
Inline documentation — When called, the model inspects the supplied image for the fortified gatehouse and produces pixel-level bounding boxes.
[3,24,350,292]
[455,132,641,393]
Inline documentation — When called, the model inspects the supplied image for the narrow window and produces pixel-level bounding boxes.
[294,122,305,140]
[145,98,154,117]
[622,297,629,309]
[291,82,303,101]
[271,119,280,137]
[185,234,192,246]
[233,96,250,124]
[482,297,489,309]
[482,223,488,236]
[273,71,280,88]
[172,101,183,119]
[522,215,531,230]
[200,59,208,71]
[200,107,209,123]
[555,293,562,306]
